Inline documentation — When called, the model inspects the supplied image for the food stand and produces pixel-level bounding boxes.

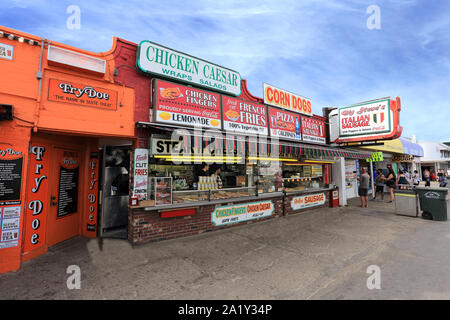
[112,37,370,245]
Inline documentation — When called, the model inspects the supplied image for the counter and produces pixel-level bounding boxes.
[129,192,284,245]
[129,187,339,246]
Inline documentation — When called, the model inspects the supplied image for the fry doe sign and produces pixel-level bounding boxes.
[137,41,241,96]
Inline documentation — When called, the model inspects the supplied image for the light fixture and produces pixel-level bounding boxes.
[28,40,34,45]
[7,34,14,40]
[0,31,4,38]
[304,160,335,164]
[247,157,298,162]
[18,37,24,43]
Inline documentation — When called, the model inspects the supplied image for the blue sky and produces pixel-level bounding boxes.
[2,0,449,142]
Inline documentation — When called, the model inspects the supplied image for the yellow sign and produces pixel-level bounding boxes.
[366,152,383,162]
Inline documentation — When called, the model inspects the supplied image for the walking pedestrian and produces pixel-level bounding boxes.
[385,167,396,202]
[396,170,411,190]
[438,172,448,187]
[424,169,431,187]
[412,170,420,186]
[357,167,370,208]
[373,169,385,201]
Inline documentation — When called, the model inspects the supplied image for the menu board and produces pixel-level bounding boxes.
[0,206,21,249]
[57,167,79,217]
[301,116,326,144]
[0,158,23,204]
[268,107,301,141]
[153,79,221,130]
[222,96,268,136]
[154,177,172,206]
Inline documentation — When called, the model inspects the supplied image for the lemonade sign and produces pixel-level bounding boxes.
[138,41,241,96]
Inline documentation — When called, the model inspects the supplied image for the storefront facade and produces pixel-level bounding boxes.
[0,27,135,273]
[0,28,371,273]
[111,37,369,245]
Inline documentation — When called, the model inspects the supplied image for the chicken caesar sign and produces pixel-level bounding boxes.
[137,40,241,96]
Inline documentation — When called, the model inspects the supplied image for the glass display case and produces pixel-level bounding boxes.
[153,177,173,206]
[282,163,327,192]
[257,160,281,194]
[210,186,256,200]
[172,189,209,204]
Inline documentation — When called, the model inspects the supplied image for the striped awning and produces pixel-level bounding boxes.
[142,123,370,159]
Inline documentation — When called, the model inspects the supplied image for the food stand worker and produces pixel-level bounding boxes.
[193,163,210,184]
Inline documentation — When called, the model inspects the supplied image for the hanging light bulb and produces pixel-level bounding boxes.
[18,37,24,43]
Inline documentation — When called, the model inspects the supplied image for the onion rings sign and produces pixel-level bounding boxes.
[339,98,391,137]
[211,200,274,226]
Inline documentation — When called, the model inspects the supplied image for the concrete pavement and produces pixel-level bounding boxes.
[1,197,450,300]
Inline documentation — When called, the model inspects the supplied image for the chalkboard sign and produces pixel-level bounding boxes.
[57,166,79,217]
[0,158,23,204]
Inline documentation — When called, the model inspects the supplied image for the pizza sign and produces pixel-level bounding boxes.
[268,107,301,141]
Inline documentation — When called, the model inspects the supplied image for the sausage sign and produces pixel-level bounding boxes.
[339,98,391,137]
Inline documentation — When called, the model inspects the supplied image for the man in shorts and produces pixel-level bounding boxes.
[358,167,370,208]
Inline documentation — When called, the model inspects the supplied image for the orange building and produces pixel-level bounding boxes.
[0,26,135,273]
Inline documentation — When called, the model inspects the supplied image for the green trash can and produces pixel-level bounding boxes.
[415,187,449,221]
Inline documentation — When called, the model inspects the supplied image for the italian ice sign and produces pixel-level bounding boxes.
[301,116,326,144]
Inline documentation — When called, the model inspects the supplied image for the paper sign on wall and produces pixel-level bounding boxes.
[133,149,148,200]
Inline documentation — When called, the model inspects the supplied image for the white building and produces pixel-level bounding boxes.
[416,139,450,177]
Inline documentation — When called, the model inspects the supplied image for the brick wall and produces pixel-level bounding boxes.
[129,196,283,244]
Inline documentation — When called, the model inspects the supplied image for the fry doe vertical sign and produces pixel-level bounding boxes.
[137,40,241,96]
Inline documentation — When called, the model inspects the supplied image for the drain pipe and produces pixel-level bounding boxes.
[33,38,49,133]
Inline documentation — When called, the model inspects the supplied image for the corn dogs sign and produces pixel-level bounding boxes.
[263,83,312,116]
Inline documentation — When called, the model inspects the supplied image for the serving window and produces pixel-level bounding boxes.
[144,134,281,206]
[281,158,332,192]
[134,134,334,207]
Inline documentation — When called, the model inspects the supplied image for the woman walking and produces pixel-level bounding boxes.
[396,170,411,190]
[385,167,396,202]
[424,169,431,187]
